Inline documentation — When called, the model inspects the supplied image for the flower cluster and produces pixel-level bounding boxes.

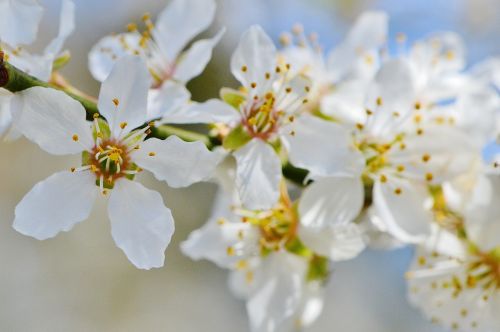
[0,0,499,331]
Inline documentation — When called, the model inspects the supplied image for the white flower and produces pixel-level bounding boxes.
[12,56,221,269]
[88,0,223,120]
[280,11,388,114]
[181,180,365,331]
[159,25,361,210]
[286,59,477,245]
[0,0,75,138]
[407,174,500,332]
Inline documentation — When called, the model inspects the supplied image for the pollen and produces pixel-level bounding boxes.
[380,174,388,183]
[72,134,79,141]
[250,82,257,89]
[426,173,434,181]
[265,72,271,79]
[422,154,431,163]
[376,97,383,106]
[417,128,424,135]
[396,165,405,172]
[414,101,422,110]
[241,65,247,72]
[119,122,128,129]
[148,152,156,157]
[112,98,120,107]
[127,23,137,32]
[356,123,364,130]
[394,188,402,195]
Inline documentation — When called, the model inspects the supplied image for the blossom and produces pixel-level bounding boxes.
[279,11,388,114]
[88,0,223,119]
[12,56,221,269]
[285,57,477,246]
[0,0,75,138]
[160,25,361,211]
[406,174,500,332]
[181,179,365,331]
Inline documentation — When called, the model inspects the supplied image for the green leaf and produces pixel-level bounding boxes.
[222,125,252,150]
[220,87,246,109]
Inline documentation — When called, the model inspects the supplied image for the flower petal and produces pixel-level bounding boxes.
[133,136,222,188]
[161,99,240,125]
[147,81,191,121]
[13,171,97,240]
[298,223,365,261]
[373,177,432,243]
[97,56,151,136]
[173,28,225,83]
[15,87,93,155]
[0,0,44,46]
[327,11,388,81]
[299,176,364,228]
[44,0,75,55]
[283,114,364,178]
[88,33,142,82]
[108,180,174,269]
[153,0,216,61]
[181,218,258,269]
[230,25,277,92]
[0,89,14,137]
[234,139,281,210]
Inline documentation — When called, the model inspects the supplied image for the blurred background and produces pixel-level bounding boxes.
[1,0,498,331]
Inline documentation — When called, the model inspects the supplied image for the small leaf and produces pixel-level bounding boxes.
[220,87,246,109]
[222,124,252,150]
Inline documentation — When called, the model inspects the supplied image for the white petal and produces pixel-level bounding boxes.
[153,0,216,61]
[373,177,432,243]
[365,59,415,137]
[181,218,258,269]
[147,81,191,121]
[234,139,281,210]
[16,87,93,155]
[230,25,277,93]
[470,56,500,90]
[44,0,75,55]
[7,50,53,81]
[133,136,222,188]
[161,99,240,125]
[299,176,364,228]
[298,223,365,261]
[327,11,387,81]
[320,80,367,124]
[108,180,174,269]
[0,89,13,136]
[0,0,44,46]
[97,56,151,136]
[88,32,142,82]
[247,253,308,332]
[283,114,364,178]
[173,28,225,83]
[13,171,97,240]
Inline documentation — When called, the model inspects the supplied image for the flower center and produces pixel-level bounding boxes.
[467,249,500,291]
[89,139,132,188]
[241,93,283,140]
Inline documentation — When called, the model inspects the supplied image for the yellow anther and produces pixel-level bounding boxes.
[414,115,422,123]
[119,122,127,129]
[226,246,235,256]
[141,13,151,21]
[380,174,388,183]
[396,165,405,172]
[70,167,76,173]
[417,128,424,135]
[414,101,422,110]
[217,218,225,225]
[418,256,426,266]
[376,97,383,106]
[265,72,271,79]
[305,86,310,93]
[93,113,100,119]
[422,154,431,163]
[148,152,156,157]
[112,98,119,107]
[426,173,434,181]
[302,99,308,104]
[72,134,79,142]
[148,121,155,128]
[285,87,292,93]
[127,23,137,32]
[236,260,248,270]
[366,109,373,116]
[394,188,402,195]
[356,123,364,130]
[250,82,257,89]
[241,65,248,72]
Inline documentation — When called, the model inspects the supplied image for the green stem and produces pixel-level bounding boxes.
[0,58,308,185]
